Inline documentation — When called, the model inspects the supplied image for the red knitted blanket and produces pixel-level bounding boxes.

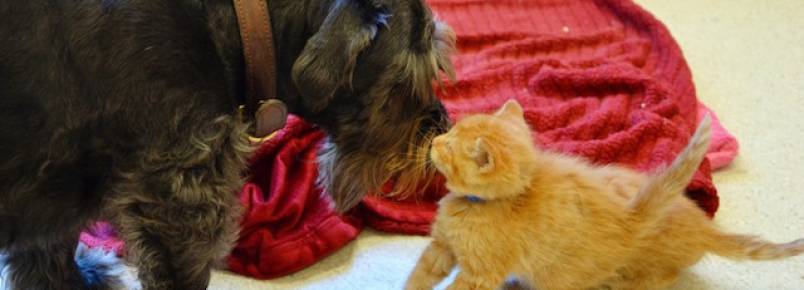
[81,0,739,279]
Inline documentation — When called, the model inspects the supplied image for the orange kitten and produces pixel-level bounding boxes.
[405,100,804,290]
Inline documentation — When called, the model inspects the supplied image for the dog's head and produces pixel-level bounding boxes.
[286,0,455,211]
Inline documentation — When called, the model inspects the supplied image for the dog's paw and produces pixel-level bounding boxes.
[75,243,141,290]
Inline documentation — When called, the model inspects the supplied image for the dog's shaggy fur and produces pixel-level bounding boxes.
[0,0,454,289]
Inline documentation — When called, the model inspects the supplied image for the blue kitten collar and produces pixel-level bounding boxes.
[464,195,485,203]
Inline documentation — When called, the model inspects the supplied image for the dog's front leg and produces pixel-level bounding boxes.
[109,116,249,290]
[113,207,228,290]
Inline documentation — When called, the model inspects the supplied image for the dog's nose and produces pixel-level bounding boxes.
[431,103,448,117]
[429,103,450,126]
[420,103,451,135]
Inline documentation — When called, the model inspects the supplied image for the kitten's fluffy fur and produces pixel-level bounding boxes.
[406,100,804,290]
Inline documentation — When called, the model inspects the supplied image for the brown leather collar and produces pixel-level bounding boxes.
[233,0,287,138]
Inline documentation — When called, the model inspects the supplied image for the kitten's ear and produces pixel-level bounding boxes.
[495,99,524,120]
[471,137,494,172]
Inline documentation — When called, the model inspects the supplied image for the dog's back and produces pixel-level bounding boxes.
[0,0,154,242]
[0,0,100,245]
[0,1,248,289]
[0,0,237,219]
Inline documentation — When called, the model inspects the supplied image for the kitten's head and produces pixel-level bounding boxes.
[429,99,536,200]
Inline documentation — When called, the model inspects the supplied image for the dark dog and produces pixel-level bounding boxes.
[0,0,454,289]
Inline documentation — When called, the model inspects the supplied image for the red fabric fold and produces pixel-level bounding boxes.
[82,0,739,279]
[225,116,363,278]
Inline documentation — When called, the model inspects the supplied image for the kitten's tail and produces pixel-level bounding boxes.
[706,232,804,261]
[627,115,712,231]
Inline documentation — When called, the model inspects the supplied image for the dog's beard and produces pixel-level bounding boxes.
[383,121,443,199]
[316,119,444,213]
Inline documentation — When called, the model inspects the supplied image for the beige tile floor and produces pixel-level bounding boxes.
[222,0,802,289]
[211,0,804,289]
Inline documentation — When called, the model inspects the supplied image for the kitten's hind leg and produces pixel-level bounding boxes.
[605,269,681,290]
[405,239,457,290]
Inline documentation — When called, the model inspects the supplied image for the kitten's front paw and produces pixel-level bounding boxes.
[446,280,478,290]
[447,276,503,290]
[405,279,433,290]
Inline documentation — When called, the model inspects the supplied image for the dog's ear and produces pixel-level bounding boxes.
[292,1,386,113]
[409,0,432,53]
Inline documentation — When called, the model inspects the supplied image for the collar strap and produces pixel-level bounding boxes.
[233,0,287,138]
